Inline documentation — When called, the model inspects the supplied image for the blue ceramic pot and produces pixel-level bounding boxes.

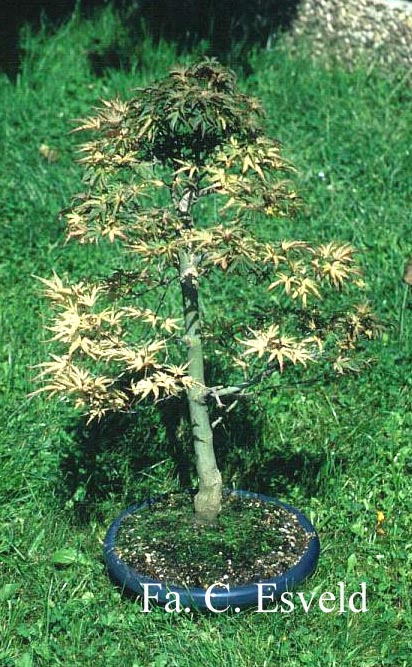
[103,489,320,611]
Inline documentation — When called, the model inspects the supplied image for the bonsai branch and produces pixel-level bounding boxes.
[198,184,220,198]
[205,362,281,403]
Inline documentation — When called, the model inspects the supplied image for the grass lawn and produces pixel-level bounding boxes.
[1,6,411,666]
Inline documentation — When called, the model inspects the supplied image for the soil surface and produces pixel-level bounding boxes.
[115,492,315,589]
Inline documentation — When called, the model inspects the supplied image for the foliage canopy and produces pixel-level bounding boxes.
[34,59,378,427]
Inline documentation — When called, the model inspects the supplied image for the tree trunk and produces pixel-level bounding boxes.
[179,248,222,523]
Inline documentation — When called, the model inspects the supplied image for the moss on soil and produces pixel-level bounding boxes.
[115,492,313,589]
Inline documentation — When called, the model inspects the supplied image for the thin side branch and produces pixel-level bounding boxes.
[206,362,281,402]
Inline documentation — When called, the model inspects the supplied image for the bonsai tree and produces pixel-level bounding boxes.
[35,59,377,524]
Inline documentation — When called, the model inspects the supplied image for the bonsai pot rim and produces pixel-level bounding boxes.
[103,489,320,611]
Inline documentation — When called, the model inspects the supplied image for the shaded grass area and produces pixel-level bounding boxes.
[0,5,411,666]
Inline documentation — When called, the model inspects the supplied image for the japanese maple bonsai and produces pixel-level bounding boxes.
[35,59,376,530]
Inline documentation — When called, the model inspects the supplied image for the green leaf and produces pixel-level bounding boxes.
[28,528,45,557]
[350,522,366,537]
[51,548,90,567]
[0,583,20,602]
[168,111,180,131]
[16,654,33,667]
[101,611,118,627]
[16,624,37,639]
[346,552,358,575]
